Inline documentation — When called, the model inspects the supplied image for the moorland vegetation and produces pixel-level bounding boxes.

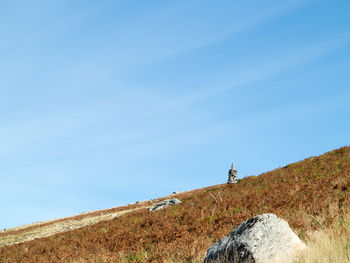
[0,146,349,262]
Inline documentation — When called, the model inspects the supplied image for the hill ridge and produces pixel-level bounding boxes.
[1,146,349,262]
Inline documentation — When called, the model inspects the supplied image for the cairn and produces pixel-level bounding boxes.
[227,163,238,184]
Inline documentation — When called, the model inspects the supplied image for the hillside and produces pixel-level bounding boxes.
[1,146,349,262]
[0,204,152,247]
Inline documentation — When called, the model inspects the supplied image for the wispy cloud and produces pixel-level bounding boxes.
[134,35,350,116]
[0,35,346,163]
[176,0,308,55]
[78,0,310,74]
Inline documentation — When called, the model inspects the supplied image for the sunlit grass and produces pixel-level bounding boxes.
[295,213,350,263]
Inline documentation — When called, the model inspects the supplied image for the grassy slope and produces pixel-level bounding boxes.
[0,146,349,262]
[296,212,350,263]
[0,205,151,247]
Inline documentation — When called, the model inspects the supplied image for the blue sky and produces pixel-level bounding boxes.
[1,0,349,229]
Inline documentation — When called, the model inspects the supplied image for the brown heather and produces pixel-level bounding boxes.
[1,146,349,262]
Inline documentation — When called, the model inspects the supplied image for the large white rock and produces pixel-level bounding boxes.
[204,213,306,263]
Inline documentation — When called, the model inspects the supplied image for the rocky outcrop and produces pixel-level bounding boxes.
[148,198,181,212]
[204,213,306,263]
[227,163,238,184]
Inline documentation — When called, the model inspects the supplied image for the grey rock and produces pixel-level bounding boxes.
[149,198,181,212]
[204,213,306,263]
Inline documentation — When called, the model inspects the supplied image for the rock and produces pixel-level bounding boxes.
[149,198,181,212]
[227,163,238,184]
[204,213,306,263]
[173,190,180,194]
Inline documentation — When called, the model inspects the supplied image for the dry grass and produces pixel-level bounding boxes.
[0,146,349,262]
[295,212,350,263]
[0,206,151,247]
